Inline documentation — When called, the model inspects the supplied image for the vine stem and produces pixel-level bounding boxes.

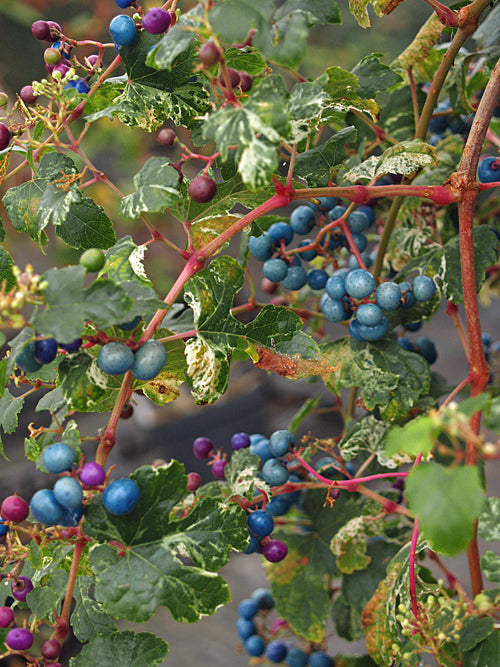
[55,538,87,643]
[409,518,420,629]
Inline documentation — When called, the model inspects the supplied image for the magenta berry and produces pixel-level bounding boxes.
[11,576,33,602]
[143,7,171,34]
[31,20,51,41]
[212,459,227,479]
[41,638,62,660]
[188,175,217,203]
[0,496,29,523]
[46,21,62,41]
[0,606,14,628]
[220,68,240,89]
[6,627,34,651]
[0,122,11,151]
[239,71,253,92]
[199,42,220,68]
[193,437,214,459]
[263,539,288,562]
[187,472,202,491]
[80,461,106,487]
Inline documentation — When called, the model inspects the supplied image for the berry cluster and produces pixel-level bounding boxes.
[0,602,62,662]
[97,338,167,381]
[236,588,334,665]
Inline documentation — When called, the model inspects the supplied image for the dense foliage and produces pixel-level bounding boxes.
[0,0,499,665]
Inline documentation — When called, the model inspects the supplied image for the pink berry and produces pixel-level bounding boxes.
[11,576,33,602]
[1,496,29,523]
[0,123,11,152]
[0,606,14,628]
[188,175,217,203]
[46,21,62,42]
[42,638,62,660]
[263,539,288,563]
[5,627,33,651]
[87,54,99,67]
[187,472,202,491]
[212,459,227,479]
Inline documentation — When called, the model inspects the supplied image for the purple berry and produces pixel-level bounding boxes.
[239,71,253,92]
[0,607,14,628]
[87,54,100,68]
[11,576,33,602]
[231,432,251,450]
[31,20,51,41]
[193,437,214,459]
[0,122,11,151]
[79,462,106,487]
[0,496,29,523]
[263,539,288,562]
[212,459,227,479]
[199,42,220,68]
[5,627,34,651]
[52,61,71,77]
[143,7,171,34]
[41,639,61,660]
[220,68,240,89]
[59,338,82,352]
[157,128,176,146]
[188,175,217,203]
[187,472,202,491]
[20,85,38,105]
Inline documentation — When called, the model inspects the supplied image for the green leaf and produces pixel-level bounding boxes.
[288,395,321,433]
[443,226,499,304]
[120,158,182,219]
[294,126,357,187]
[348,0,395,28]
[485,397,500,434]
[36,387,66,415]
[384,416,439,460]
[71,575,117,643]
[351,54,403,98]
[224,448,270,500]
[146,5,204,70]
[405,463,485,555]
[459,616,496,652]
[103,236,151,286]
[27,568,68,623]
[0,247,17,291]
[287,77,329,142]
[481,551,500,582]
[274,0,342,25]
[84,464,248,623]
[55,197,116,250]
[331,594,364,641]
[29,540,43,570]
[0,389,25,435]
[69,631,168,667]
[331,514,385,574]
[478,497,500,541]
[323,67,378,119]
[183,256,318,403]
[462,630,500,667]
[339,416,394,467]
[224,47,267,75]
[345,140,437,183]
[322,336,431,421]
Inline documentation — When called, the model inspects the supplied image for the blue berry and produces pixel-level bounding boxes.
[249,433,266,445]
[231,432,251,450]
[263,258,288,282]
[316,197,337,211]
[286,646,309,667]
[328,233,343,250]
[404,320,422,332]
[251,587,274,609]
[109,14,137,47]
[60,505,84,527]
[266,640,288,663]
[412,275,436,301]
[345,269,375,298]
[245,534,260,554]
[266,495,292,516]
[103,478,140,515]
[482,333,492,347]
[250,438,273,463]
[236,617,256,640]
[261,458,289,486]
[289,206,315,234]
[325,274,346,300]
[238,598,259,620]
[30,489,65,525]
[307,269,329,290]
[321,295,348,322]
[376,282,402,311]
[314,456,339,479]
[247,509,274,538]
[34,338,58,364]
[309,651,333,667]
[245,635,265,657]
[131,340,167,381]
[399,282,415,308]
[357,205,375,226]
[296,240,317,262]
[282,265,307,290]
[350,232,367,252]
[53,477,83,509]
[118,315,142,331]
[249,233,274,261]
[0,519,8,537]
[358,316,389,341]
[115,0,135,6]
[43,443,76,474]
[349,317,365,342]
[356,303,383,327]
[477,156,500,183]
[348,251,372,270]
[268,222,293,246]
[269,430,295,457]
[97,342,134,375]
[328,204,346,221]
[75,78,90,94]
[416,336,437,364]
[348,210,370,233]
[398,336,415,352]
[16,342,42,373]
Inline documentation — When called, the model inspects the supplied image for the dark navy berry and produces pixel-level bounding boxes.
[75,79,90,94]
[97,342,134,375]
[251,587,274,610]
[282,265,307,290]
[53,476,83,509]
[34,337,58,364]
[245,534,260,554]
[349,317,365,342]
[59,338,82,352]
[30,489,65,525]
[43,443,75,473]
[250,438,273,463]
[115,0,135,6]
[263,258,288,282]
[266,640,288,663]
[238,598,259,620]
[60,505,83,527]
[351,232,367,252]
[266,495,292,516]
[404,320,422,332]
[118,315,142,331]
[0,520,8,537]
[289,206,315,234]
[131,340,167,381]
[356,303,383,327]
[376,282,402,311]
[249,233,274,261]
[261,458,289,486]
[248,509,274,537]
[478,156,500,183]
[245,635,266,657]
[297,240,317,261]
[268,222,293,246]
[109,14,137,47]
[16,342,42,373]
[357,205,375,226]
[236,617,256,640]
[328,205,346,221]
[345,269,375,299]
[307,269,329,290]
[103,478,140,515]
[398,336,415,352]
[231,432,251,450]
[412,275,436,301]
[316,197,337,211]
[269,429,295,457]
[416,336,437,364]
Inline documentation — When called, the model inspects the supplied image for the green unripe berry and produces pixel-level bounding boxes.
[79,248,105,272]
[474,593,493,612]
[44,48,61,65]
[0,93,8,107]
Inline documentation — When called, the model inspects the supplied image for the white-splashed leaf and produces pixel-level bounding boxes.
[331,514,385,573]
[345,140,437,183]
[339,415,404,468]
[239,138,278,190]
[225,449,271,500]
[104,236,152,287]
[344,155,380,183]
[120,158,181,220]
[185,337,230,404]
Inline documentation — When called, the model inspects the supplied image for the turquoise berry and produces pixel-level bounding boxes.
[43,443,76,474]
[131,340,167,381]
[97,342,134,375]
[103,478,140,515]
